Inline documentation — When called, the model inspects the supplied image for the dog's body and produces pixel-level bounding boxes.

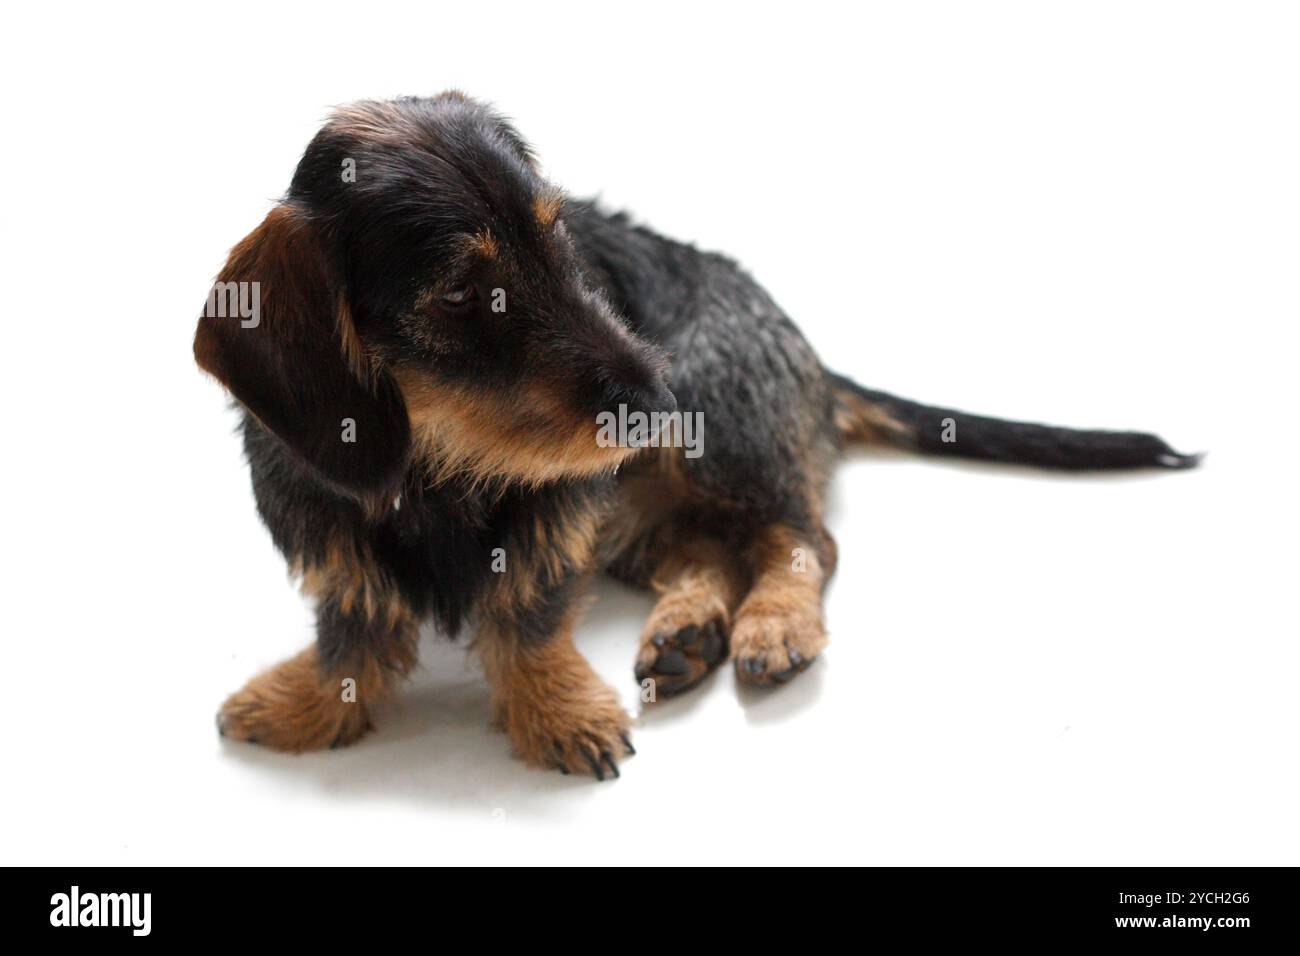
[197,94,1196,778]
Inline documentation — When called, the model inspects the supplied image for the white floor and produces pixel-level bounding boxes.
[4,1,1297,866]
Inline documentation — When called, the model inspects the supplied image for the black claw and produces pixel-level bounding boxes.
[620,733,636,755]
[582,749,606,781]
[788,649,804,667]
[548,741,567,771]
[654,649,690,676]
[741,657,766,675]
[549,743,568,772]
[771,666,796,683]
[601,752,620,779]
[677,624,700,645]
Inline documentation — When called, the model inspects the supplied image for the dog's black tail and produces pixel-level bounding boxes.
[828,370,1201,471]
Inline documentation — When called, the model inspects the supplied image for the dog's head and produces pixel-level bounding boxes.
[195,93,674,500]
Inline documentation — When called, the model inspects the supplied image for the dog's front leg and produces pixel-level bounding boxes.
[475,502,632,779]
[217,537,419,751]
[478,602,632,780]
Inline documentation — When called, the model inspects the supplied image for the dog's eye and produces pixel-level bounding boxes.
[441,285,478,307]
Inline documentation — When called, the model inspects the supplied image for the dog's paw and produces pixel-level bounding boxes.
[498,681,633,781]
[731,608,827,687]
[635,617,729,698]
[216,650,372,752]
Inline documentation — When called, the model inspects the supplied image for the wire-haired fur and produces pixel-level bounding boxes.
[195,92,1197,778]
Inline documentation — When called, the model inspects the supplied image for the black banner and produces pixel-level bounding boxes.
[6,867,1293,944]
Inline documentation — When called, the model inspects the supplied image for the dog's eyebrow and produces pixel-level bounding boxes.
[459,230,499,260]
[532,189,564,230]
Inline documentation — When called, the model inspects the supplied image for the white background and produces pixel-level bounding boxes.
[2,1,1296,866]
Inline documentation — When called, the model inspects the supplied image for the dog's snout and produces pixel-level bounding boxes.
[558,289,676,424]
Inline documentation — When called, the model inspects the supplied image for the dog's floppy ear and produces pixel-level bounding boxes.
[194,204,410,498]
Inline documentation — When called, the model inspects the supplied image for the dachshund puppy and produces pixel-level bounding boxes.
[195,93,1197,779]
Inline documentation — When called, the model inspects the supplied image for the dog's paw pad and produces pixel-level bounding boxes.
[635,618,729,697]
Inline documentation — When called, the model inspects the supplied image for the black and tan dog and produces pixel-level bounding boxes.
[195,93,1197,779]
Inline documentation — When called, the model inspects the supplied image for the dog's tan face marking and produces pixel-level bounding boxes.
[461,229,500,261]
[392,365,640,489]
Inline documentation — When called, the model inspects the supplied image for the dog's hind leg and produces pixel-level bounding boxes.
[601,461,749,697]
[730,520,835,686]
[633,534,749,697]
[216,537,419,751]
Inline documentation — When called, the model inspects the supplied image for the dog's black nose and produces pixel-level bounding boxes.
[600,380,677,420]
[630,383,677,419]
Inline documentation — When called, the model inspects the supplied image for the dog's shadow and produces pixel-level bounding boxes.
[216,575,826,815]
